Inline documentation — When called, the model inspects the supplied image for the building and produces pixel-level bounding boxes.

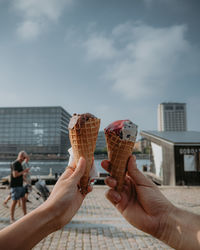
[0,106,71,160]
[133,141,141,152]
[95,131,106,152]
[158,102,187,131]
[141,130,200,185]
[140,138,151,153]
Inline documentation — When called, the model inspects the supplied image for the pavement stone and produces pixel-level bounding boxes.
[0,185,200,249]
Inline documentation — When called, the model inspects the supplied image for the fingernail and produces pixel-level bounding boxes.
[109,178,116,185]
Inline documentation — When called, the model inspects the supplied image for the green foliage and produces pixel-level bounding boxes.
[94,148,107,155]
[143,147,150,154]
[133,151,142,155]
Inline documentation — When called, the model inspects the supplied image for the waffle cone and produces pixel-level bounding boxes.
[105,131,135,192]
[69,118,100,194]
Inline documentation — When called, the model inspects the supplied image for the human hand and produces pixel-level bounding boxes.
[23,168,30,174]
[25,156,30,163]
[42,157,92,230]
[101,156,175,238]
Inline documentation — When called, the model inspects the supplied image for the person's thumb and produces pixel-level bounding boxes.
[71,157,86,183]
[127,155,154,186]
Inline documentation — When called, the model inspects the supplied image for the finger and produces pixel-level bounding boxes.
[124,175,137,199]
[101,160,111,173]
[104,176,117,188]
[66,160,76,170]
[87,185,93,193]
[70,157,86,183]
[59,161,76,180]
[105,189,121,205]
[127,155,154,187]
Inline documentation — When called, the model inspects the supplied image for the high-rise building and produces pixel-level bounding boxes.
[0,106,71,160]
[95,131,106,151]
[158,102,187,131]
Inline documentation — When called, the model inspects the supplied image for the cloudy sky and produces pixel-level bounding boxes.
[0,0,200,132]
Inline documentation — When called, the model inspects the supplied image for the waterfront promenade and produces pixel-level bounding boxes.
[0,185,200,249]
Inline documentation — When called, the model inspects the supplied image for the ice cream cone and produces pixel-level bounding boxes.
[105,131,135,192]
[69,114,100,194]
[104,120,137,192]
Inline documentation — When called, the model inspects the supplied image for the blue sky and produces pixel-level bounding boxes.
[0,0,200,132]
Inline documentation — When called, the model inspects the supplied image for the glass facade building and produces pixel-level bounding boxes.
[0,106,71,160]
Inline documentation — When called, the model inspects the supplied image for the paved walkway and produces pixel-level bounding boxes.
[1,185,200,249]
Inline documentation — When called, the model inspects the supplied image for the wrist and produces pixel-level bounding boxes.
[158,206,181,249]
[36,203,59,232]
[38,201,62,231]
[159,206,200,250]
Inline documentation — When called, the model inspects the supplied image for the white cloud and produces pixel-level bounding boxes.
[84,34,118,60]
[16,20,41,40]
[14,0,73,20]
[84,22,198,99]
[13,0,73,40]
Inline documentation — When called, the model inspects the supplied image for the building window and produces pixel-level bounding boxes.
[176,106,184,110]
[184,154,200,172]
[165,106,173,110]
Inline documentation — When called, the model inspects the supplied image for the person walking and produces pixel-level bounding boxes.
[10,151,30,223]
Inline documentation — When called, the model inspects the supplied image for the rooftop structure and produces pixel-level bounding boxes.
[142,131,200,145]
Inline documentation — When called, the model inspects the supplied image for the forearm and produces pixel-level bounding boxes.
[13,171,24,178]
[0,203,57,250]
[160,206,200,249]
